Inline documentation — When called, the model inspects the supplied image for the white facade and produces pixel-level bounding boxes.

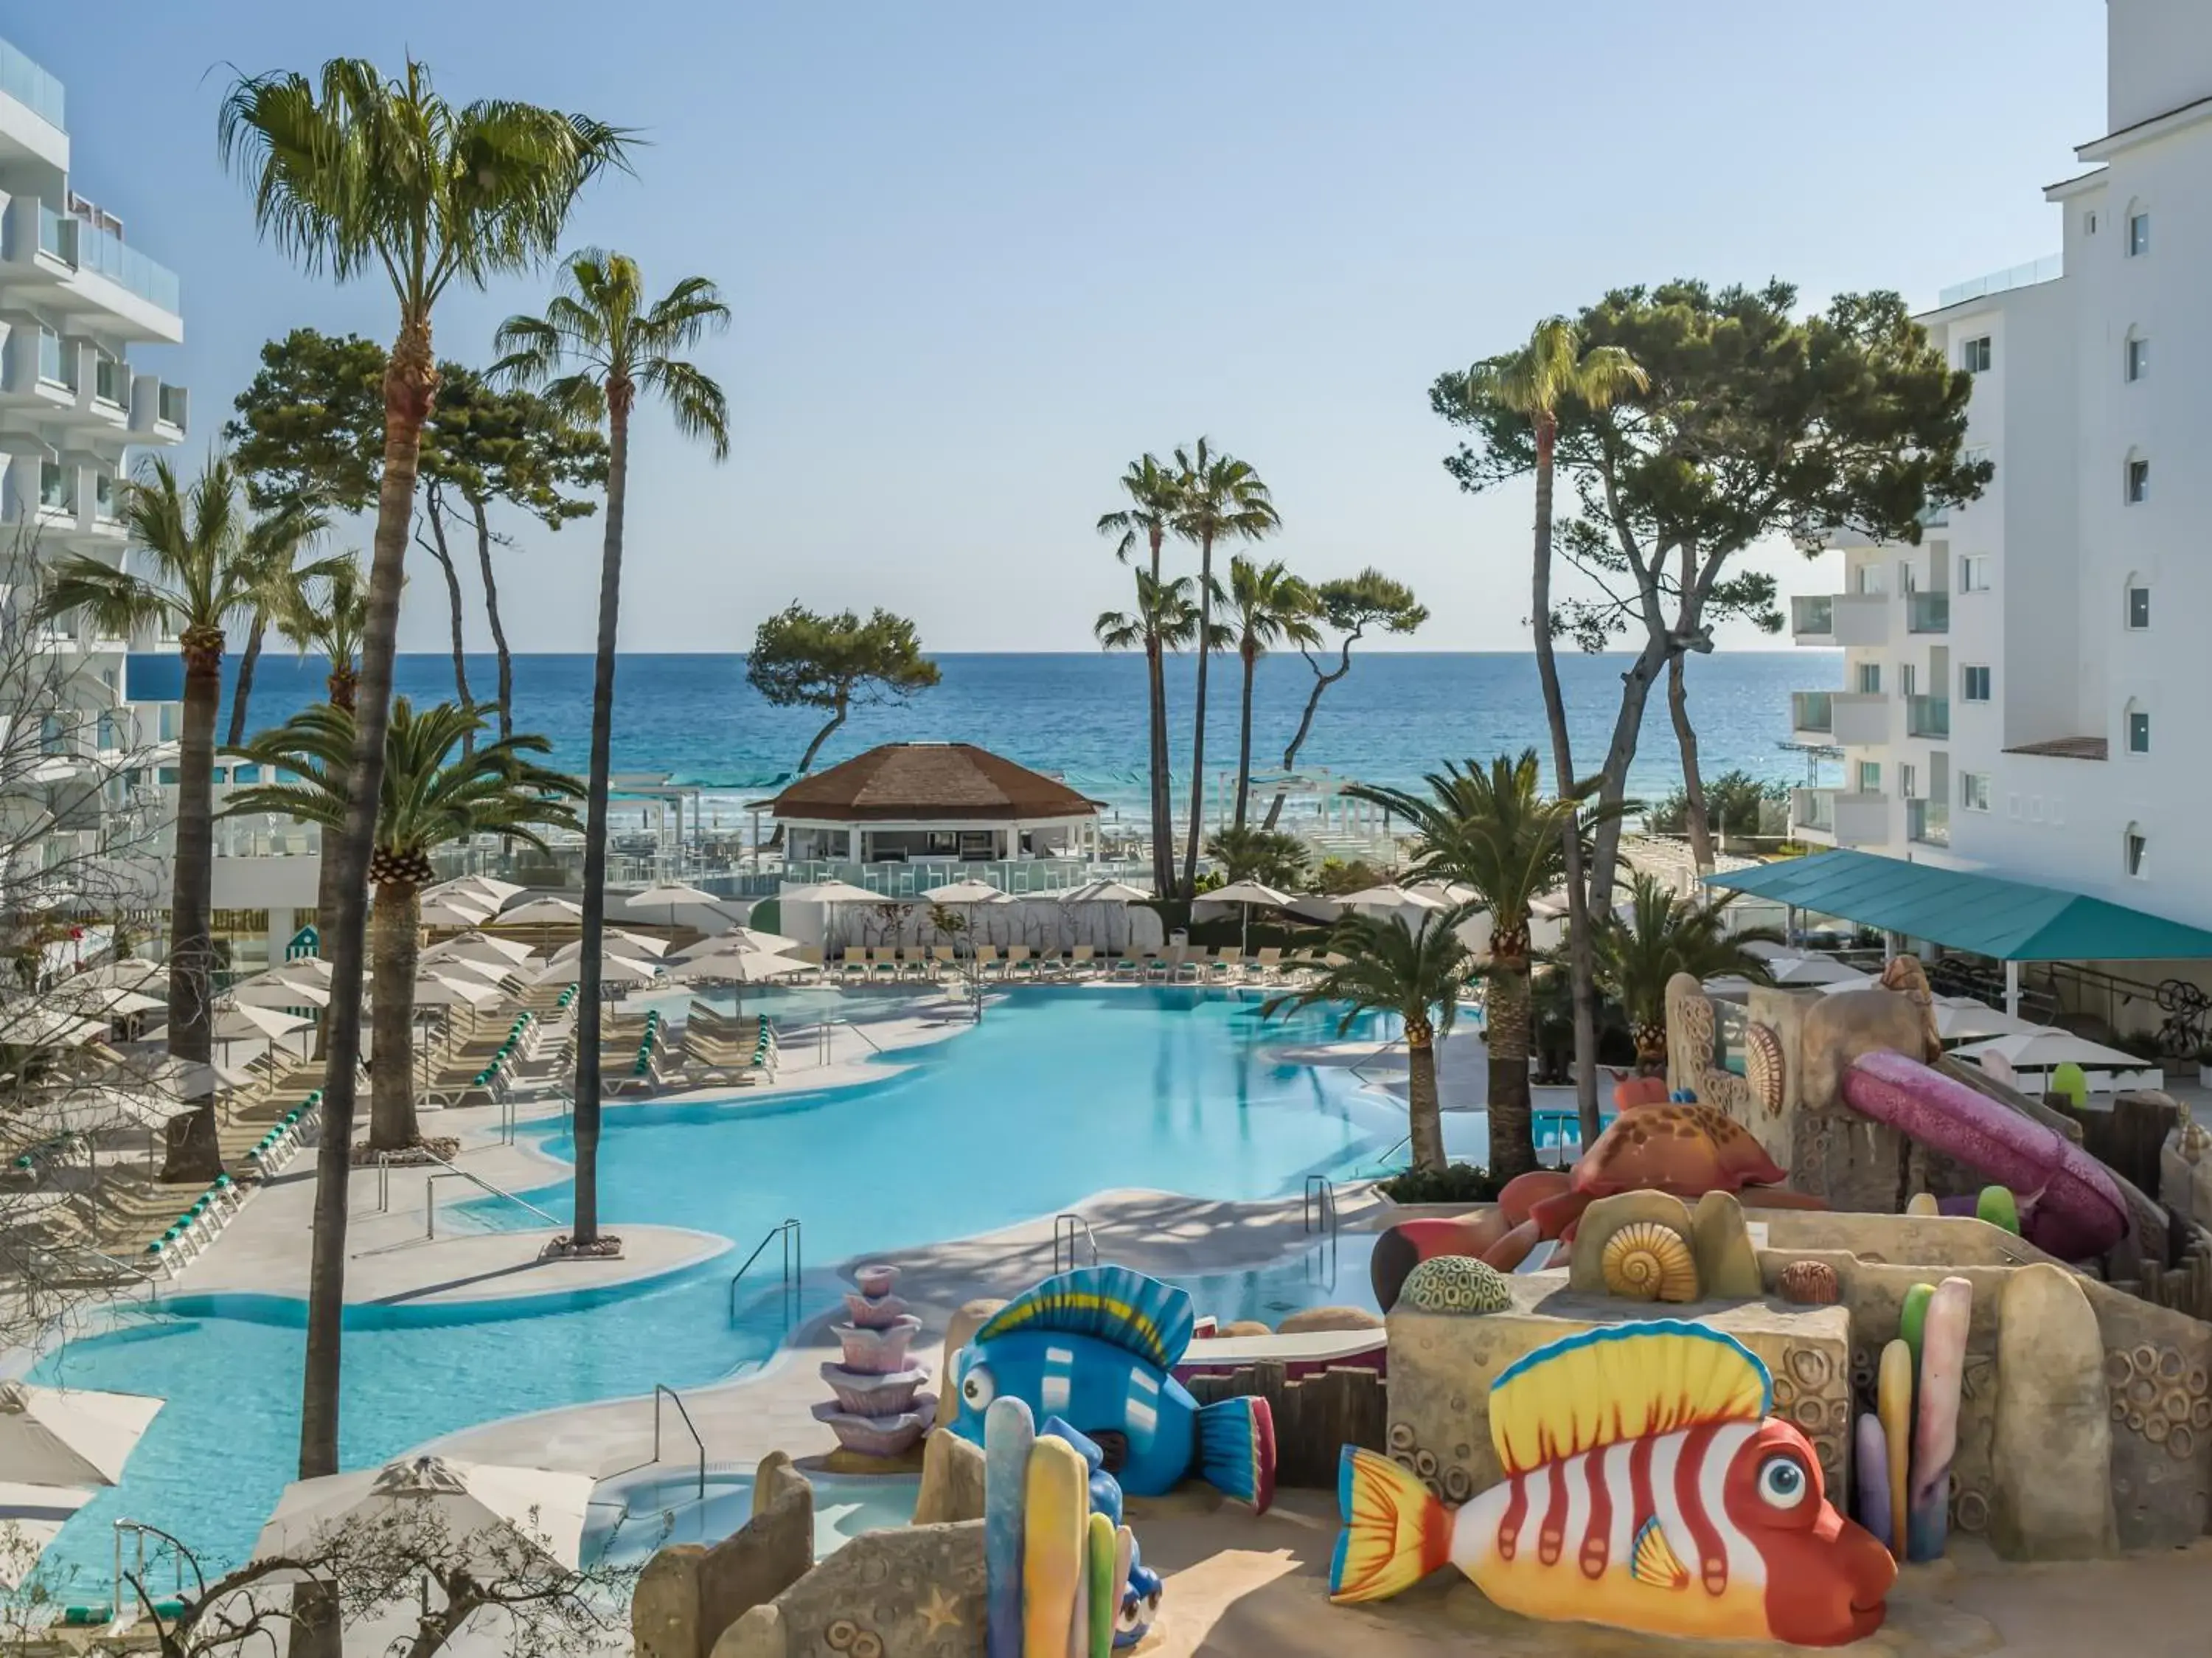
[1788,0,2212,929]
[0,36,191,907]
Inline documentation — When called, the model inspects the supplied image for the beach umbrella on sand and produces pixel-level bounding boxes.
[1207,880,1294,954]
[254,1455,595,1576]
[623,881,722,930]
[0,1381,161,1488]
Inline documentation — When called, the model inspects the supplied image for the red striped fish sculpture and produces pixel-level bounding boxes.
[1331,1322,1896,1645]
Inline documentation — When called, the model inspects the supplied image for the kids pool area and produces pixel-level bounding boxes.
[26,988,1450,1580]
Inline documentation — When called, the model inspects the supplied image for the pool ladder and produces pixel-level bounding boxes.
[727,1217,802,1323]
[1052,1213,1099,1274]
[1303,1176,1338,1235]
[653,1384,707,1502]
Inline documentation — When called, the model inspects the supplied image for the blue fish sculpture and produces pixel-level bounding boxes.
[947,1266,1275,1511]
[1039,1418,1162,1650]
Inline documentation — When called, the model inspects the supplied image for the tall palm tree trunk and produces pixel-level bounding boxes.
[367,883,422,1149]
[1182,530,1217,899]
[1233,643,1258,830]
[1528,418,1603,1149]
[1486,937,1537,1181]
[161,641,224,1182]
[299,320,438,1485]
[1144,636,1171,895]
[571,399,630,1249]
[1405,1017,1446,1173]
[307,662,357,1060]
[226,615,266,748]
[469,497,515,744]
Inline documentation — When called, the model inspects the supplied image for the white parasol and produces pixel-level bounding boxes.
[252,1455,595,1576]
[0,1382,161,1488]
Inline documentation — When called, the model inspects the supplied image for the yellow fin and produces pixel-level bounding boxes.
[1488,1322,1771,1477]
[1630,1517,1690,1590]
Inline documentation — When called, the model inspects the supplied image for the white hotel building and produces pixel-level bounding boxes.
[1788,0,2212,933]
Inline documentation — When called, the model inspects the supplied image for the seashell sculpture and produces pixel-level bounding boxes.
[813,1263,936,1465]
[1600,1221,1699,1303]
[1399,1255,1513,1315]
[1778,1259,1840,1305]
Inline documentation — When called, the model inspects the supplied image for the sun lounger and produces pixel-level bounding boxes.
[1211,947,1242,981]
[1064,946,1096,979]
[1251,946,1283,981]
[1004,946,1034,980]
[973,945,1001,981]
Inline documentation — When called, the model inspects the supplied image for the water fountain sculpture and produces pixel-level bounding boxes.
[815,1263,936,1466]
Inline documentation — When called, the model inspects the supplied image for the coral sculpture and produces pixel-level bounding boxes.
[1854,1277,1974,1566]
[1778,1260,1841,1305]
[814,1263,936,1465]
[1399,1255,1513,1315]
[1600,1222,1700,1303]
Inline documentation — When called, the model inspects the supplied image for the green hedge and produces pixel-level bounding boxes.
[1377,1162,1504,1204]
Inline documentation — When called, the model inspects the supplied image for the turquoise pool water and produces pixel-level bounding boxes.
[29,989,1421,1581]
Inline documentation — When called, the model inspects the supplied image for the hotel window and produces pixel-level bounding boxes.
[1961,665,1992,703]
[1854,564,1885,596]
[2128,211,2151,257]
[2126,457,2150,504]
[1960,772,1992,812]
[1959,555,1991,592]
[2125,825,2148,879]
[1855,662,1881,695]
[2085,209,2099,235]
[1899,662,1918,698]
[2127,704,2150,755]
[1960,335,1992,373]
[2126,583,2151,629]
[1856,760,1882,794]
[2126,334,2149,382]
[1899,763,1918,799]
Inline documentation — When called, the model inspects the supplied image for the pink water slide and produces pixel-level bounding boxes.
[1840,1049,2131,1260]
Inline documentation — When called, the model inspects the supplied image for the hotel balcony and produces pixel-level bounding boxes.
[128,374,187,443]
[1791,593,1889,648]
[1792,788,1890,847]
[0,195,183,344]
[1905,695,1950,740]
[1792,690,1889,746]
[0,35,68,171]
[1906,592,1950,635]
[1907,799,1950,847]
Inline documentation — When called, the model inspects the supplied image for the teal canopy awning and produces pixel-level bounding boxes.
[1703,848,2212,962]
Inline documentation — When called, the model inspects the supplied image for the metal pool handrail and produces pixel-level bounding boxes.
[1303,1175,1338,1235]
[727,1218,802,1322]
[420,1151,560,1239]
[1052,1213,1099,1274]
[653,1384,706,1502]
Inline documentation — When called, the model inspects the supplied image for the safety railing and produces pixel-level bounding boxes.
[111,1519,197,1631]
[727,1218,802,1322]
[1052,1213,1100,1274]
[1348,1036,1402,1085]
[1303,1175,1338,1236]
[422,1153,560,1239]
[653,1384,706,1502]
[1362,1133,1412,1176]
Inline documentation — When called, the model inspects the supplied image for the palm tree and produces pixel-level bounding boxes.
[218,58,627,1492]
[1590,874,1776,1073]
[1224,556,1317,829]
[1262,909,1472,1173]
[493,250,729,1252]
[1096,572,1229,775]
[225,700,580,1148]
[226,545,344,747]
[1348,752,1622,1181]
[1446,322,1646,1148]
[1169,440,1279,899]
[1202,825,1311,889]
[32,457,319,1182]
[273,555,372,1003]
[1096,455,1183,898]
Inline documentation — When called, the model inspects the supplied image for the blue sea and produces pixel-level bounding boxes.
[130,650,1836,822]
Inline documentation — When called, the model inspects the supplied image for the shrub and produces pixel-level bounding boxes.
[1378,1162,1503,1204]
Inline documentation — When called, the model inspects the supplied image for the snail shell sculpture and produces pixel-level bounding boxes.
[1600,1221,1700,1303]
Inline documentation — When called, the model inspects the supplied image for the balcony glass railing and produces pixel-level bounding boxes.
[1917,503,1950,529]
[1792,595,1835,635]
[1937,254,2062,310]
[1907,592,1950,634]
[0,36,65,130]
[36,329,63,386]
[1796,791,1837,833]
[1908,800,1951,846]
[157,384,187,429]
[35,201,68,258]
[1791,691,1834,733]
[1906,696,1950,739]
[74,223,181,315]
[94,355,124,406]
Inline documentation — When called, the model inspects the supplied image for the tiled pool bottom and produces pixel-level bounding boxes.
[29,990,1402,1583]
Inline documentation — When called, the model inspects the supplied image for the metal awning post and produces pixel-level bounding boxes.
[2003,960,2020,1019]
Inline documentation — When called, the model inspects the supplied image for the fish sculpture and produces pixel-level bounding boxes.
[947,1266,1276,1512]
[1330,1322,1896,1646]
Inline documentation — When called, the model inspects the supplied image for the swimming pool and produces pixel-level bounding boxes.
[28,988,1435,1581]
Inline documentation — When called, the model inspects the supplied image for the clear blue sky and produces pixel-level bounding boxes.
[18,1,2105,653]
